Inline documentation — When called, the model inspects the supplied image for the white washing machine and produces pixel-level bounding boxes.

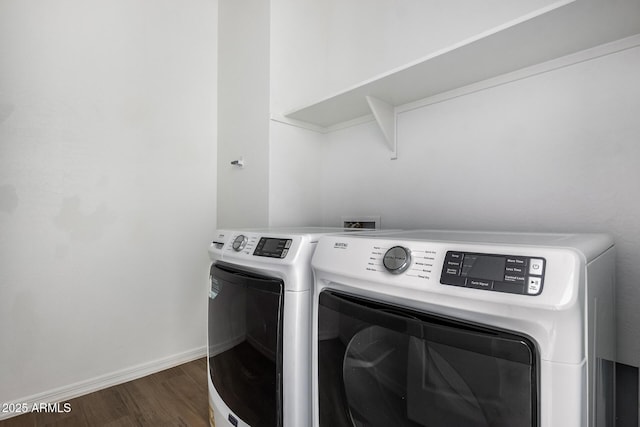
[311,230,616,427]
[207,227,385,427]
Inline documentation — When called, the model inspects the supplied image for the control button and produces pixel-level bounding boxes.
[446,252,464,261]
[284,240,292,249]
[468,279,493,290]
[383,246,411,274]
[280,249,289,258]
[446,260,462,268]
[440,275,466,287]
[506,257,527,267]
[494,281,525,295]
[232,235,248,252]
[529,258,545,275]
[505,265,526,274]
[527,277,542,294]
[444,267,460,275]
[504,274,526,284]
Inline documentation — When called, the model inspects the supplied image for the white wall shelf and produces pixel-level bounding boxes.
[283,0,640,131]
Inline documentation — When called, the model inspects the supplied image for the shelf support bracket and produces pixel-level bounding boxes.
[366,96,397,160]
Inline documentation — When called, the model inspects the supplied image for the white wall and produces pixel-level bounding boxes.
[217,0,270,228]
[268,0,327,227]
[270,0,328,114]
[0,0,217,409]
[268,122,323,227]
[319,44,640,367]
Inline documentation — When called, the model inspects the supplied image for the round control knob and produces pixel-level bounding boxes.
[383,246,411,274]
[232,235,248,252]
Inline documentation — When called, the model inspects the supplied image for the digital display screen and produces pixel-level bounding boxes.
[254,237,291,258]
[461,255,506,282]
[262,238,281,253]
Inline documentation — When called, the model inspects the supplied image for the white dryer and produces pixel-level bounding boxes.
[311,230,615,427]
[207,227,382,427]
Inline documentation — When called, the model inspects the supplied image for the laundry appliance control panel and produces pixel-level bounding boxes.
[253,237,293,258]
[210,232,295,260]
[228,234,293,258]
[440,251,545,296]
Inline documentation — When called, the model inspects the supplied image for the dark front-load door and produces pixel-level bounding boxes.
[209,262,284,427]
[318,290,538,427]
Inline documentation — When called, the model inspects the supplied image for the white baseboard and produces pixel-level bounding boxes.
[0,346,207,421]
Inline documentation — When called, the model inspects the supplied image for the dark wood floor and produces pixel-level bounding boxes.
[0,358,209,427]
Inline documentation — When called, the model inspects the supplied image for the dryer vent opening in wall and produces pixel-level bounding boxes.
[342,216,380,230]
